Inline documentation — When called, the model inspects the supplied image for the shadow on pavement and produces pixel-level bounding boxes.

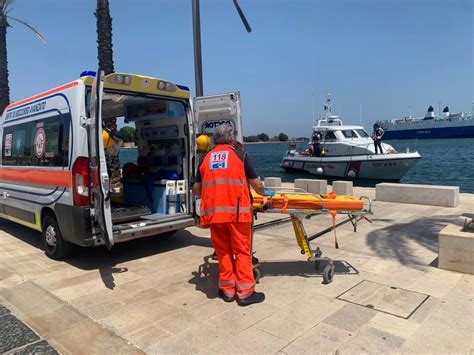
[0,220,43,250]
[366,215,459,267]
[188,255,219,300]
[188,255,358,298]
[257,260,358,279]
[0,220,212,289]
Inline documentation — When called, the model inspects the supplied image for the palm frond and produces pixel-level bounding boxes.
[0,0,14,15]
[7,15,46,44]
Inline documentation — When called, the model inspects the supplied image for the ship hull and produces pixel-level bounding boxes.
[382,122,474,140]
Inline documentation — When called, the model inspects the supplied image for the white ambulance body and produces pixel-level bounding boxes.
[0,71,243,259]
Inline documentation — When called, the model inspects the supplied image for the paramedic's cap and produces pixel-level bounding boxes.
[213,124,235,144]
[196,134,211,152]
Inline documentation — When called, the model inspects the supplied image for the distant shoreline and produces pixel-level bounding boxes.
[244,140,307,145]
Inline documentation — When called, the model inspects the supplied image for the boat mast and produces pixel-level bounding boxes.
[324,92,332,119]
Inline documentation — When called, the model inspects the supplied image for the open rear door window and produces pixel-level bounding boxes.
[88,70,114,248]
[193,92,243,143]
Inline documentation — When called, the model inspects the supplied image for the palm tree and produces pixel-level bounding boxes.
[95,0,121,189]
[95,0,114,75]
[0,0,45,114]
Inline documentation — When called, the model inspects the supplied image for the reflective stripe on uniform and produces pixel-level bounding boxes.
[236,282,255,291]
[200,206,252,216]
[202,178,248,188]
[219,280,236,287]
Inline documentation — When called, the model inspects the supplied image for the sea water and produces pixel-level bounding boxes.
[119,138,474,193]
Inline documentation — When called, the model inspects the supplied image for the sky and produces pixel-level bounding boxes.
[6,0,473,137]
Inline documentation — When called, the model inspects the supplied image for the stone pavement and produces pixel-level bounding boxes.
[0,186,473,354]
[0,304,57,354]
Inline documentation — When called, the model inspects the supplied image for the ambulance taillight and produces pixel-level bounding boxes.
[72,157,90,206]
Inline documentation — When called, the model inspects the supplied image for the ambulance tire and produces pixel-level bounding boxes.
[42,214,74,260]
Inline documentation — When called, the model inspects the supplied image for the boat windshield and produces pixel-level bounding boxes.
[341,130,358,138]
[355,129,369,137]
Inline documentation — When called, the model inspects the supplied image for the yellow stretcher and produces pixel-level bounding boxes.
[251,187,373,284]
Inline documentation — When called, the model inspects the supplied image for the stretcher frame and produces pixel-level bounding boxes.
[251,187,373,284]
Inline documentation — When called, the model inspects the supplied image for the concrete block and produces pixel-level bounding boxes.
[375,183,459,207]
[294,179,312,192]
[307,179,327,194]
[332,181,353,196]
[438,217,474,274]
[263,177,281,188]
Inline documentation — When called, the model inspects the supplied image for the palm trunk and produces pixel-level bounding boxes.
[0,15,10,114]
[95,0,120,190]
[95,0,114,76]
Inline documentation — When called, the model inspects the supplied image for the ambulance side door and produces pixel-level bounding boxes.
[87,70,114,248]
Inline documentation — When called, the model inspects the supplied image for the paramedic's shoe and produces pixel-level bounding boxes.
[218,290,234,303]
[238,292,265,306]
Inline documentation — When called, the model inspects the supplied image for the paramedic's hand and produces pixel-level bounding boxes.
[263,188,275,197]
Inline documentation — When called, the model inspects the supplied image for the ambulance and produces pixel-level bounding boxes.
[0,71,243,259]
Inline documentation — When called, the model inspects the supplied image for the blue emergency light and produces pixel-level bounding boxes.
[80,71,97,78]
[176,84,190,91]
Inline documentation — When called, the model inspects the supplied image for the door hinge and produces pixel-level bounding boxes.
[80,115,94,127]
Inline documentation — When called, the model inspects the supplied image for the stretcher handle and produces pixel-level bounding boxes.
[358,195,372,213]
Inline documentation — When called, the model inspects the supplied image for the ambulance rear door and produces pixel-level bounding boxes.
[87,70,114,248]
[193,92,243,143]
[192,92,243,218]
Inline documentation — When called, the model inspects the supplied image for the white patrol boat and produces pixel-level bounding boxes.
[281,113,421,181]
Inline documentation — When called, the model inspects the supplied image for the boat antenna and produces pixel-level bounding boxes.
[312,93,315,127]
[323,92,332,119]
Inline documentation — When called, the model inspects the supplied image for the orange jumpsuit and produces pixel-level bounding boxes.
[200,144,255,300]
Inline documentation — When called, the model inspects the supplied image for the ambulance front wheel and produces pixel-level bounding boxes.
[42,214,73,260]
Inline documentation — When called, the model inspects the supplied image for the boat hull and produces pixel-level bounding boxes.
[281,153,421,181]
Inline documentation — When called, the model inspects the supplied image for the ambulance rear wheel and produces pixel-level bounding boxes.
[42,214,73,260]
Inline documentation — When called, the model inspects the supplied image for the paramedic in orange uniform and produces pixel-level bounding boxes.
[192,124,274,306]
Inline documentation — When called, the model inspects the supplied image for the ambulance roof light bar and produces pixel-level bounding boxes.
[79,70,190,92]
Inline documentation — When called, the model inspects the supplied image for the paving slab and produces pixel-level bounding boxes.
[281,323,352,354]
[256,291,345,340]
[205,326,289,355]
[48,319,143,355]
[322,303,377,333]
[338,325,406,354]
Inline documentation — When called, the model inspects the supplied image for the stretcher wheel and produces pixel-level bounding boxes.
[322,264,334,284]
[253,268,261,283]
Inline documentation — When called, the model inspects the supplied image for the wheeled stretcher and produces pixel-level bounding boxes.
[250,187,373,284]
